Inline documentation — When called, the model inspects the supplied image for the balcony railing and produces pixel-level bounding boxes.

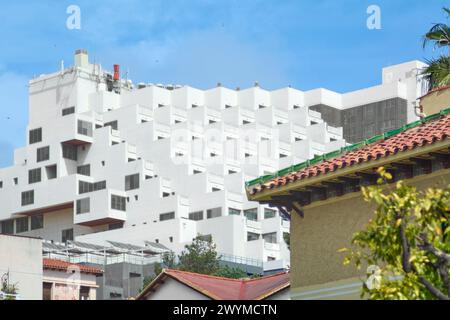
[219,252,263,268]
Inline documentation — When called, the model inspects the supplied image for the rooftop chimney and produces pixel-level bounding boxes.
[74,49,89,68]
[113,64,120,81]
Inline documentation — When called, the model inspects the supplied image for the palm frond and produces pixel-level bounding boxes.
[421,56,450,90]
[444,7,450,16]
[423,23,450,49]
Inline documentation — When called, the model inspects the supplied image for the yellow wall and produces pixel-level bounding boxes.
[421,88,450,116]
[290,169,450,298]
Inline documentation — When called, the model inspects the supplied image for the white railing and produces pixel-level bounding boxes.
[327,125,342,135]
[219,253,263,268]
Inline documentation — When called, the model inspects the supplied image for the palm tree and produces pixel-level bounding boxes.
[422,8,450,91]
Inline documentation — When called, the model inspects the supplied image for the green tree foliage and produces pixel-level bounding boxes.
[212,265,249,279]
[141,235,254,293]
[178,235,221,275]
[141,251,177,290]
[341,167,450,300]
[1,277,18,300]
[422,7,450,90]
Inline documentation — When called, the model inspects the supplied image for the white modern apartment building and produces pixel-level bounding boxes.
[0,50,424,272]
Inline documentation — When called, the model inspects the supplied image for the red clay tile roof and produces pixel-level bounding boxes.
[43,258,103,275]
[248,112,450,196]
[138,269,290,300]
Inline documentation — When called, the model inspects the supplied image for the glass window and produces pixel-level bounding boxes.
[77,120,93,137]
[77,164,90,176]
[28,168,42,184]
[111,195,126,211]
[21,190,34,206]
[1,220,14,234]
[31,214,44,230]
[104,120,118,130]
[160,212,175,221]
[264,208,277,219]
[62,144,77,161]
[207,207,222,219]
[247,232,260,241]
[78,181,92,194]
[37,146,50,162]
[62,106,75,116]
[76,198,90,214]
[228,208,241,216]
[125,173,140,191]
[109,222,124,230]
[93,181,106,191]
[188,211,203,221]
[244,208,258,221]
[263,232,277,244]
[61,228,73,243]
[16,217,29,233]
[29,128,42,144]
[198,234,212,242]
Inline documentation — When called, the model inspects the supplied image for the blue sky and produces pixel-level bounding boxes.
[0,0,448,166]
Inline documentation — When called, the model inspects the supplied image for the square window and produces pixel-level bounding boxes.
[244,208,258,221]
[16,217,29,233]
[31,215,44,230]
[21,190,34,206]
[206,207,222,219]
[37,146,50,162]
[76,198,90,214]
[1,220,14,234]
[28,168,42,184]
[61,228,73,243]
[111,195,126,211]
[228,208,241,216]
[125,174,140,191]
[188,211,203,221]
[160,212,175,221]
[29,128,42,144]
[264,208,277,219]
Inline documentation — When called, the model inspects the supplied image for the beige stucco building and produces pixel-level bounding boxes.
[246,107,450,299]
[42,258,102,300]
[420,85,450,116]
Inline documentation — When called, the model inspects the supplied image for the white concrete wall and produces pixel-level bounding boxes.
[145,277,210,300]
[0,234,42,300]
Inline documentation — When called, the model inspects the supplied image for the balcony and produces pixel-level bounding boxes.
[11,174,78,216]
[58,114,94,146]
[74,189,127,227]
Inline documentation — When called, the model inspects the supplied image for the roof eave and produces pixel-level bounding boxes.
[248,139,450,202]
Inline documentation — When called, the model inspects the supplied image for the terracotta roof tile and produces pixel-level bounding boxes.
[139,269,290,300]
[248,112,450,195]
[43,258,103,275]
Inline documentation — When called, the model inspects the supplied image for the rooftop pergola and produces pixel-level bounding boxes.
[42,239,170,266]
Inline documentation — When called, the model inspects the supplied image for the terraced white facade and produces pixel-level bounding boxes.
[0,50,423,272]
